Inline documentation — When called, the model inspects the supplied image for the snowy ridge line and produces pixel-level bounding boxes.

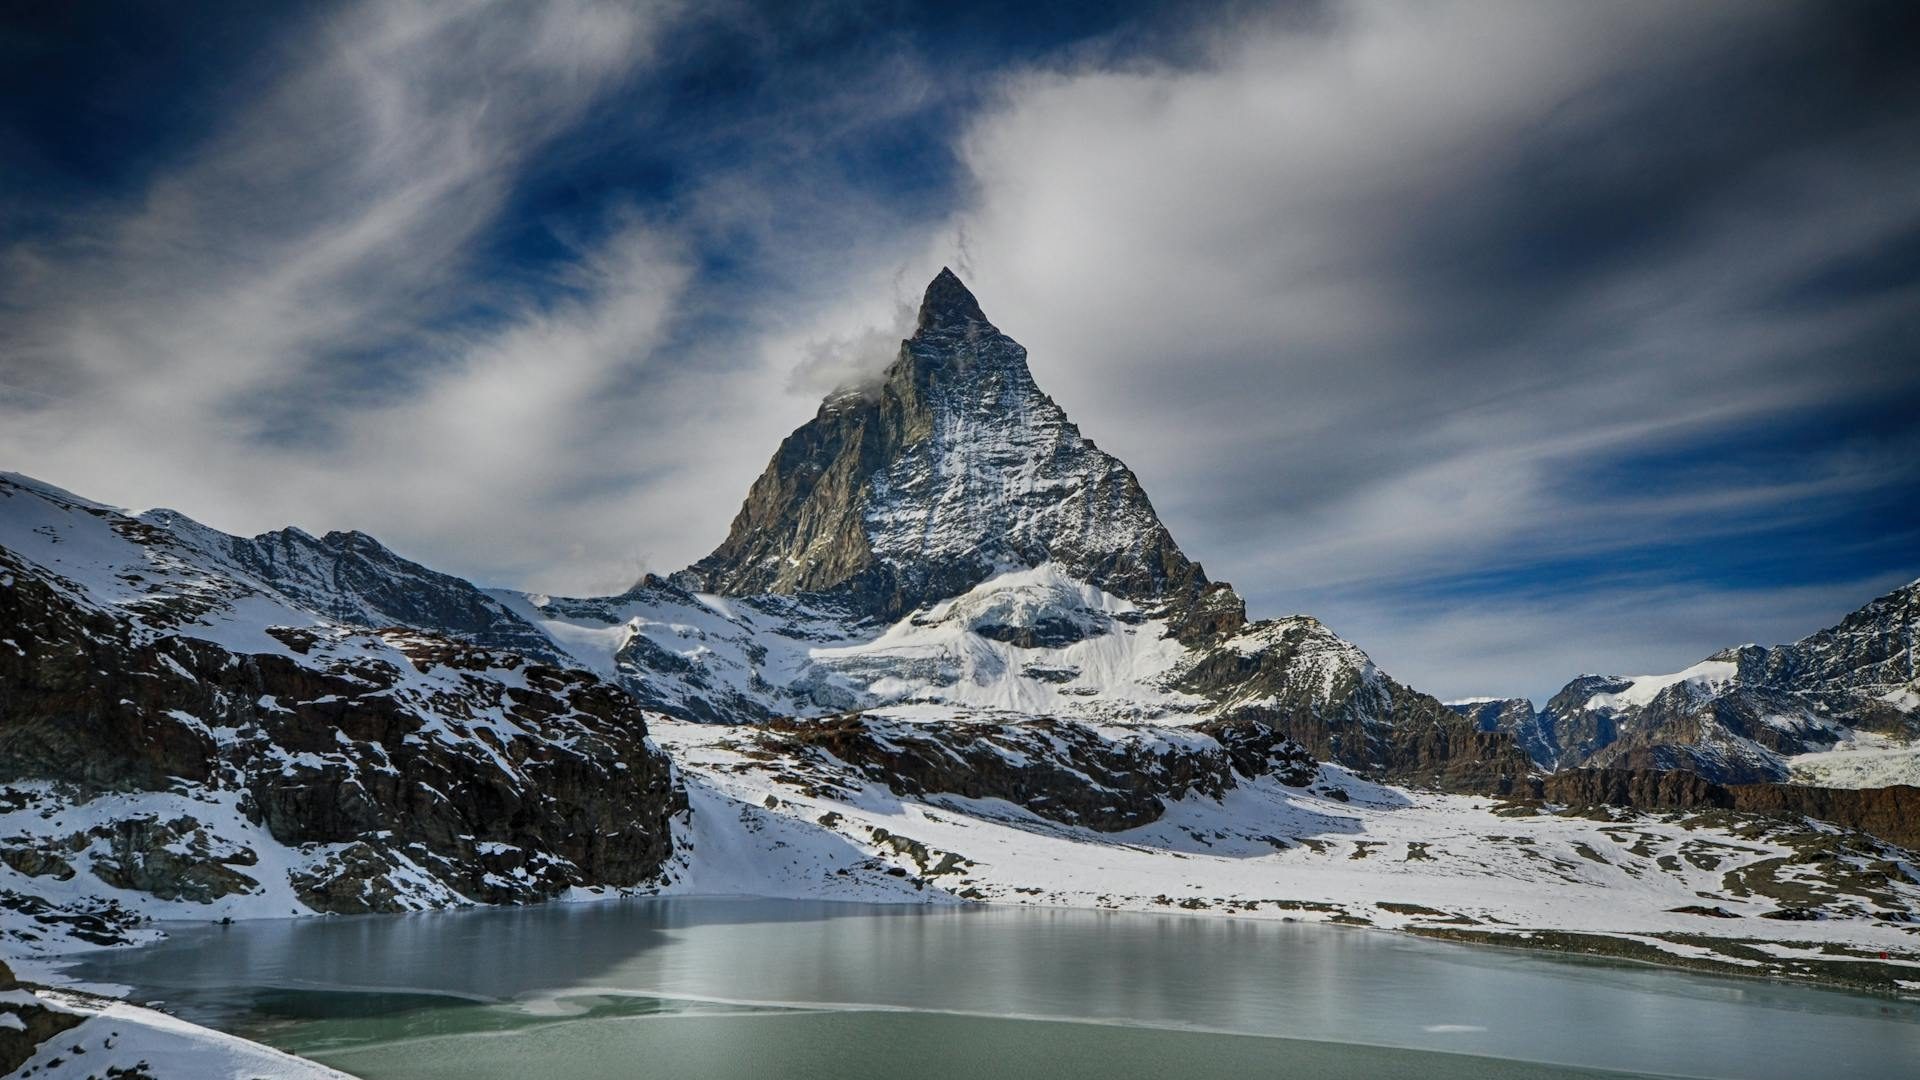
[1466,577,1917,784]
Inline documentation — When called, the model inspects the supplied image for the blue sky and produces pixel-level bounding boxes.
[2,0,1916,702]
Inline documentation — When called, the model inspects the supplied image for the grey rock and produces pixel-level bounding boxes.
[687,269,1223,639]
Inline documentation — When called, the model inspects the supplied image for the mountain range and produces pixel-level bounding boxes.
[1451,579,1918,783]
[3,270,1918,1009]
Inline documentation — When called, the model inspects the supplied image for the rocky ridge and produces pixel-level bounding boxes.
[0,474,679,954]
[688,268,1222,636]
[1458,580,1918,784]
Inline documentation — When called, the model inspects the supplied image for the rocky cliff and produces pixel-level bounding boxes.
[1543,767,1920,850]
[0,474,680,952]
[688,269,1218,635]
[1470,581,1918,785]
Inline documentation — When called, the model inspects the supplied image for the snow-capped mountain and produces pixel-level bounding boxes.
[5,269,1917,1003]
[506,270,1530,790]
[0,270,1539,959]
[688,268,1228,638]
[1468,580,1919,784]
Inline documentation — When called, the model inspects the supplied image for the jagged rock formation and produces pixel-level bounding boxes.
[1447,697,1557,767]
[688,268,1221,636]
[0,474,679,950]
[754,712,1316,833]
[1486,581,1920,784]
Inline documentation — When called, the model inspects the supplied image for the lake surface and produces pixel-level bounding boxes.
[66,899,1920,1080]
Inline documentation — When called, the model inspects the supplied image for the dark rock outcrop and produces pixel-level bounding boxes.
[0,499,683,920]
[1543,768,1920,849]
[763,712,1316,832]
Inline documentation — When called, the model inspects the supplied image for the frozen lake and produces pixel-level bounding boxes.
[66,898,1920,1079]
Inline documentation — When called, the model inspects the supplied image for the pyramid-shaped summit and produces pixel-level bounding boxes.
[916,266,990,330]
[689,269,1233,632]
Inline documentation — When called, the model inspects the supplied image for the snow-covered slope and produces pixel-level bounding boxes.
[651,715,1920,994]
[2,977,354,1080]
[499,564,1201,724]
[497,560,1534,792]
[1788,731,1920,789]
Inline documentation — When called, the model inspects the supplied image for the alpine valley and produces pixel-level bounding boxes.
[3,272,1919,1075]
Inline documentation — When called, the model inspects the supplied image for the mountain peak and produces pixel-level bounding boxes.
[916,266,990,333]
[689,268,1220,630]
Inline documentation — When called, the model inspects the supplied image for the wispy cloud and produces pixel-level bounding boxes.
[0,0,693,591]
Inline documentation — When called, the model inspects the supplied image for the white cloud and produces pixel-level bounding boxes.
[0,0,692,593]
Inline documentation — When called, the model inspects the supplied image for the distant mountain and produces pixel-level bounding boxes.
[1447,697,1557,768]
[143,507,566,663]
[1457,580,1919,783]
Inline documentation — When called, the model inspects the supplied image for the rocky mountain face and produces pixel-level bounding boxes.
[664,270,1526,789]
[687,268,1221,637]
[1482,581,1919,784]
[0,474,679,952]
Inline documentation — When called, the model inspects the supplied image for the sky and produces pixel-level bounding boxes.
[2,0,1916,703]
